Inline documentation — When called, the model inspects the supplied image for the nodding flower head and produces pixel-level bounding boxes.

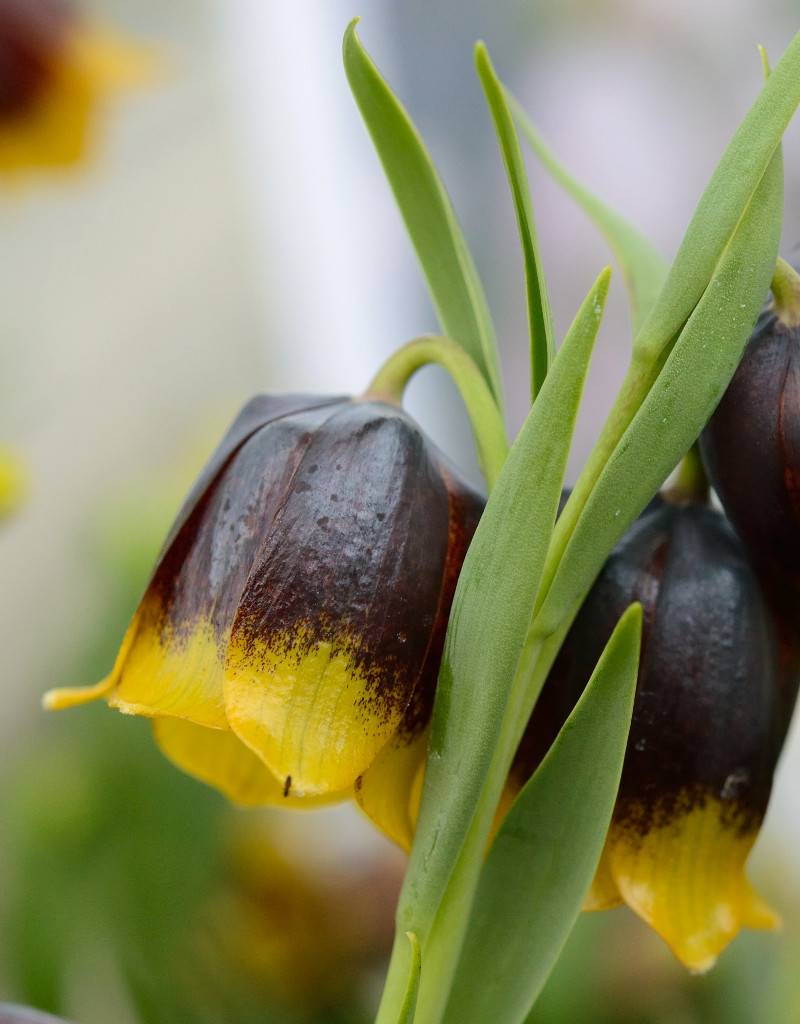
[45,395,483,834]
[701,264,800,590]
[511,495,796,973]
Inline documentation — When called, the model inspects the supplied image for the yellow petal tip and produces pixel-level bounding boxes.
[605,797,777,972]
[42,674,115,711]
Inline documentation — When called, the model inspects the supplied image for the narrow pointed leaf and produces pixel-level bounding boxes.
[391,269,610,1022]
[536,145,784,637]
[475,44,554,401]
[507,94,667,336]
[343,21,504,406]
[445,604,642,1024]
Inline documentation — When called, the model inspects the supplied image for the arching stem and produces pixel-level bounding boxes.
[665,443,710,505]
[365,336,509,491]
[771,257,800,328]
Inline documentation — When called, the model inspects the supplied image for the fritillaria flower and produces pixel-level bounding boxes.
[0,0,149,175]
[45,395,483,848]
[510,495,795,972]
[701,258,800,589]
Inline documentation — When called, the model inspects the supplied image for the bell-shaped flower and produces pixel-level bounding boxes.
[0,0,150,176]
[510,495,794,972]
[45,395,483,832]
[701,271,800,589]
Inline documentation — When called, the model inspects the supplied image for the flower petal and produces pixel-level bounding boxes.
[355,727,428,852]
[153,717,349,808]
[607,794,779,972]
[583,845,623,911]
[45,401,347,724]
[224,402,454,796]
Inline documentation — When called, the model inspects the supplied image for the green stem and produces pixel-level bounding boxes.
[410,617,574,1024]
[365,336,509,491]
[771,257,800,327]
[666,443,710,504]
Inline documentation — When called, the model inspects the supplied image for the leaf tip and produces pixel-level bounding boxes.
[758,44,772,81]
[593,265,613,309]
[474,39,489,63]
[616,602,644,651]
[343,16,362,56]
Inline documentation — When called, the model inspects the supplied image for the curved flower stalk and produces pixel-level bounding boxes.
[45,394,484,828]
[510,491,795,972]
[0,0,151,177]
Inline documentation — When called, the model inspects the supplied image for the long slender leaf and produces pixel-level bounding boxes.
[475,44,554,401]
[535,144,784,637]
[382,269,610,1024]
[506,94,667,336]
[444,604,642,1024]
[343,20,504,407]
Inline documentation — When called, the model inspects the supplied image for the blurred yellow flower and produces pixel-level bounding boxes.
[0,0,151,177]
[0,444,26,518]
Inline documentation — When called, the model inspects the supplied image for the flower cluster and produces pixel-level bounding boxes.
[41,17,800,1000]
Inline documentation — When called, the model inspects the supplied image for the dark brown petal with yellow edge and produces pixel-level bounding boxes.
[354,467,485,849]
[512,497,790,971]
[224,400,473,797]
[0,0,73,117]
[109,403,351,728]
[43,396,348,722]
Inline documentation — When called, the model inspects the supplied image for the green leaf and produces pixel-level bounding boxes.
[386,269,610,1024]
[535,143,784,638]
[506,94,667,337]
[397,932,422,1024]
[444,604,642,1024]
[475,44,554,402]
[343,20,504,407]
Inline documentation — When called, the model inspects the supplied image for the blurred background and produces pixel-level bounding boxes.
[2,1,800,1021]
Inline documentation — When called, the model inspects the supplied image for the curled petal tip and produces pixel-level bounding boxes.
[42,674,114,711]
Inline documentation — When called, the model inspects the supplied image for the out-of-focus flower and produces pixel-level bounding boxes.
[0,0,150,177]
[510,495,796,973]
[45,395,483,841]
[0,444,26,518]
[199,826,399,1009]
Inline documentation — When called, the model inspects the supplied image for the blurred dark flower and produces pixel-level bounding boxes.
[511,495,795,972]
[196,825,400,1010]
[45,395,482,844]
[0,0,150,175]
